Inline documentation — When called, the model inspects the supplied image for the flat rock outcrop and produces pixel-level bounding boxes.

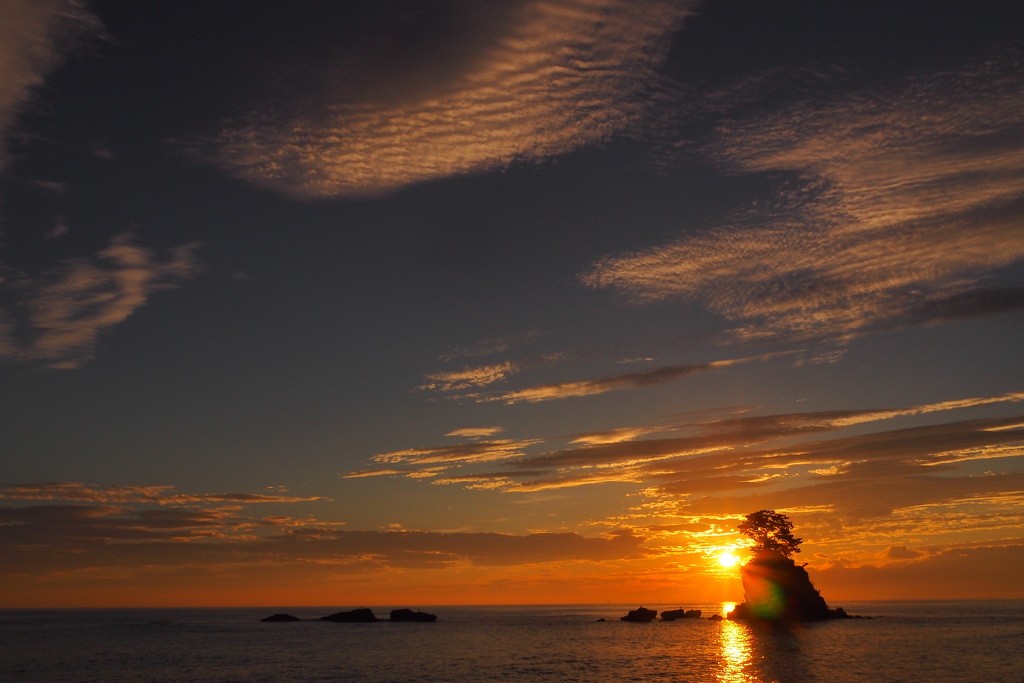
[260,613,301,622]
[321,608,379,623]
[660,608,701,621]
[389,608,437,622]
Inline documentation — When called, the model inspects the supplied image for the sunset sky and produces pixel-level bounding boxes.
[2,0,1022,608]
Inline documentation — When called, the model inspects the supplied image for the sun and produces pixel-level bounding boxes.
[717,551,739,568]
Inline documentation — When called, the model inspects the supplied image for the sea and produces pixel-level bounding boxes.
[2,601,1022,682]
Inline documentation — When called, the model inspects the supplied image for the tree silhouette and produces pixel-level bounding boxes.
[738,509,802,557]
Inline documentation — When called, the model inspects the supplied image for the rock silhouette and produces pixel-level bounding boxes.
[728,550,852,622]
[620,606,658,622]
[321,608,379,623]
[660,608,701,620]
[389,608,437,622]
[260,613,301,622]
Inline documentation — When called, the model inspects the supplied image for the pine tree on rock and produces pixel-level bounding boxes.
[737,509,802,558]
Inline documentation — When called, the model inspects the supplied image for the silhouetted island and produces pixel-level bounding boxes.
[727,509,861,622]
[389,608,437,622]
[260,613,301,622]
[321,608,379,622]
[660,608,701,621]
[620,606,658,622]
[728,549,852,622]
[314,608,439,623]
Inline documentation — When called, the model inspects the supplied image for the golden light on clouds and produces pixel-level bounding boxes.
[0,235,202,367]
[1,0,1021,612]
[583,54,1024,345]
[348,394,1024,523]
[445,427,505,439]
[199,0,695,198]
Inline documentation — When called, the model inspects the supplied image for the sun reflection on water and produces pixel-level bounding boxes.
[717,617,760,683]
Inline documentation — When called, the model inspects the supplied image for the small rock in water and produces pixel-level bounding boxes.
[390,608,437,622]
[620,606,658,622]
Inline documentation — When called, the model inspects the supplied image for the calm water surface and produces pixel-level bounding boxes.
[2,601,1022,682]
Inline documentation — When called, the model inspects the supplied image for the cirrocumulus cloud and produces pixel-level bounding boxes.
[583,54,1024,345]
[196,0,695,198]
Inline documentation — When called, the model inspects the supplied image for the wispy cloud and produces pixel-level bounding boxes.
[488,352,786,404]
[814,543,1024,600]
[0,482,327,505]
[357,392,1024,532]
[372,438,541,467]
[341,469,406,479]
[583,53,1024,345]
[0,234,203,367]
[564,411,1024,501]
[0,0,100,167]
[192,0,695,198]
[492,361,726,404]
[446,427,504,439]
[417,361,521,392]
[418,350,570,398]
[569,425,669,446]
[0,501,646,583]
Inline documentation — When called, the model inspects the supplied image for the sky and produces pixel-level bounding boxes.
[1,0,1022,608]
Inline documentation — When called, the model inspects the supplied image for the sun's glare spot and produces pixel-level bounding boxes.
[718,551,739,567]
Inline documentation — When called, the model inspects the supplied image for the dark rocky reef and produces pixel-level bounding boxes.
[660,608,701,621]
[620,606,658,622]
[321,608,379,623]
[260,613,301,622]
[728,550,853,622]
[389,608,437,622]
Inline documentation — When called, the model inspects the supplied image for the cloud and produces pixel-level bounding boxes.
[569,425,668,445]
[0,504,244,553]
[493,361,725,403]
[884,545,921,560]
[417,361,521,392]
[419,350,572,399]
[487,352,786,404]
[583,53,1024,345]
[372,438,541,467]
[0,500,647,581]
[341,469,406,479]
[0,234,203,367]
[687,470,1024,521]
[0,482,327,505]
[446,426,504,438]
[813,543,1024,600]
[362,393,1024,528]
[192,0,695,198]
[0,0,100,168]
[510,398,1016,474]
